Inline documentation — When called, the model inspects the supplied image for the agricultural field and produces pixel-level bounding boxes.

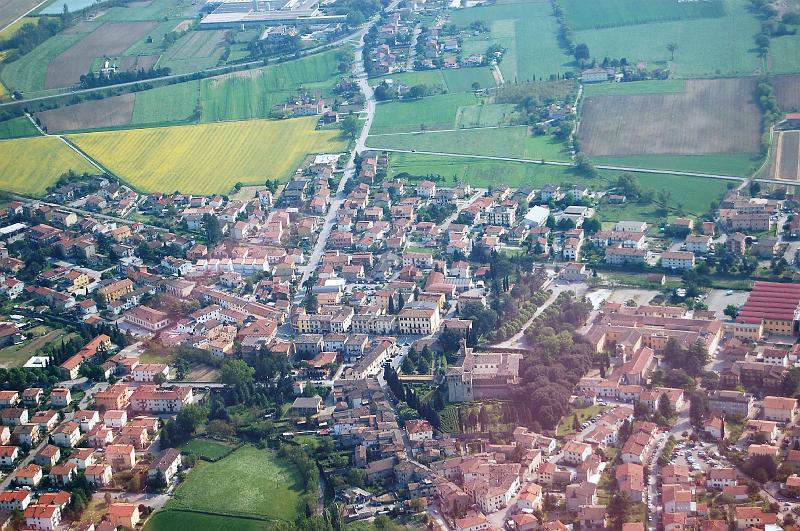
[0,15,41,39]
[560,0,725,31]
[0,32,85,93]
[37,93,135,132]
[0,136,94,195]
[455,103,519,128]
[370,67,496,92]
[369,92,482,134]
[581,79,686,97]
[144,510,271,531]
[44,21,157,89]
[200,48,345,122]
[40,0,100,14]
[593,153,762,177]
[452,0,573,82]
[131,80,200,125]
[0,116,40,139]
[774,74,800,111]
[571,0,763,78]
[167,445,304,521]
[367,125,570,161]
[772,130,800,181]
[159,29,226,75]
[579,78,761,156]
[769,32,800,75]
[68,117,347,194]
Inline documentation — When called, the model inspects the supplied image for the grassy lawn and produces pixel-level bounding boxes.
[368,126,570,161]
[0,116,40,140]
[371,67,497,92]
[573,0,763,78]
[560,0,725,30]
[180,438,235,461]
[582,79,686,97]
[167,445,304,521]
[144,510,271,531]
[557,404,609,437]
[370,92,482,134]
[0,327,75,369]
[594,153,761,177]
[451,0,573,82]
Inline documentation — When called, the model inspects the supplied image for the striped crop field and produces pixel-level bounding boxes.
[68,117,346,194]
[0,136,94,196]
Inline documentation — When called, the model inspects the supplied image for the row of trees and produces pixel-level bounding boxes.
[79,67,172,89]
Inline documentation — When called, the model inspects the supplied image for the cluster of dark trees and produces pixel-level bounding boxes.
[506,293,593,430]
[662,336,709,376]
[756,78,781,154]
[0,15,72,61]
[384,365,441,429]
[335,0,384,26]
[79,67,171,89]
[751,0,798,58]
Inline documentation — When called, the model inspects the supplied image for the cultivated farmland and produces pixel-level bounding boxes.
[367,125,569,161]
[371,67,497,92]
[451,0,573,82]
[44,21,157,89]
[0,0,42,30]
[774,74,800,111]
[37,93,135,132]
[560,0,725,30]
[370,92,482,134]
[773,130,800,181]
[0,136,94,195]
[166,445,304,521]
[579,78,761,156]
[0,116,40,139]
[68,117,347,194]
[572,0,762,78]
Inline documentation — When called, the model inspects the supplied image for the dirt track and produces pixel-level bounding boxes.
[44,21,157,89]
[36,93,134,132]
[580,78,761,156]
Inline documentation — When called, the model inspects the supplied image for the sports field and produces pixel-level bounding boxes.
[451,0,573,82]
[166,445,304,521]
[370,92,483,134]
[572,0,762,78]
[143,510,271,531]
[0,136,94,195]
[368,126,569,161]
[371,67,496,92]
[68,117,346,194]
[579,78,761,156]
[560,0,725,30]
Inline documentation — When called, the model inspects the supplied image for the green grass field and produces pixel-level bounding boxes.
[371,67,497,92]
[68,117,346,194]
[560,0,725,30]
[367,126,570,161]
[144,510,271,531]
[131,80,200,126]
[573,0,763,78]
[452,0,573,82]
[0,32,85,93]
[0,116,40,139]
[160,29,225,75]
[370,92,482,134]
[200,48,344,122]
[769,33,800,74]
[582,79,686,96]
[180,438,234,461]
[594,153,761,177]
[0,136,94,195]
[455,103,519,128]
[167,445,304,521]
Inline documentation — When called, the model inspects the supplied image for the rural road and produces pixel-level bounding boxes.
[296,4,394,290]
